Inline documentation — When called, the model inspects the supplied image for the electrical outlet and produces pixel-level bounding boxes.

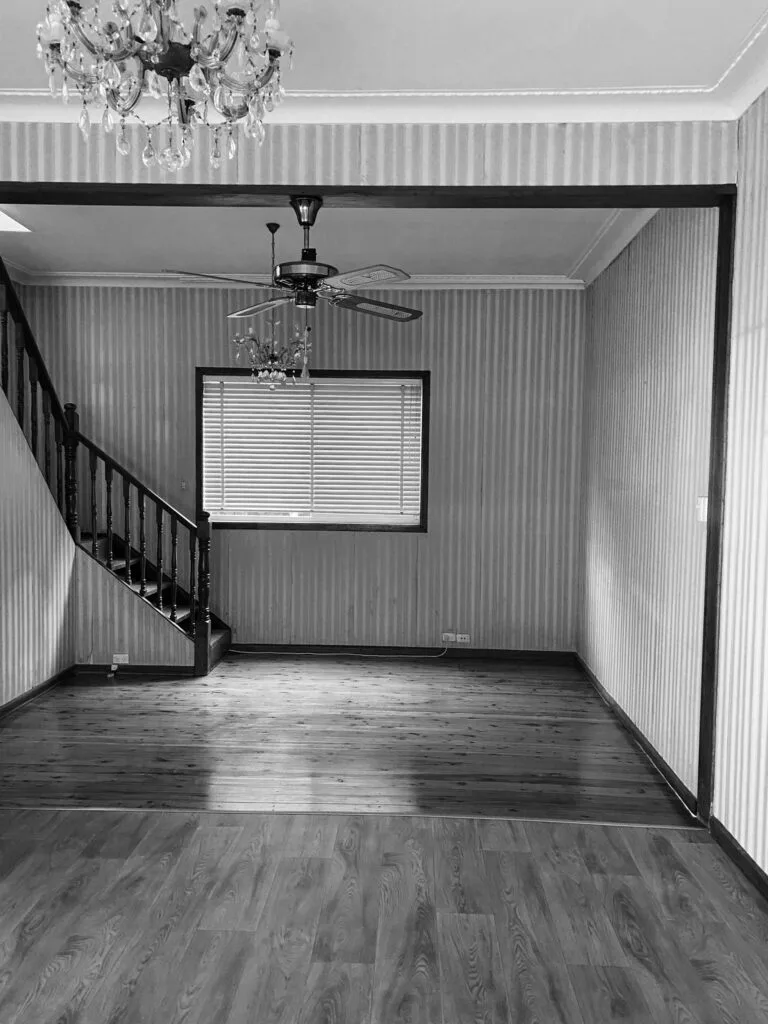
[112,653,129,665]
[441,632,456,643]
[456,633,471,643]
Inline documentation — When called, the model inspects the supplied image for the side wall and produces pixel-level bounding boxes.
[74,548,194,668]
[714,90,768,874]
[23,286,584,649]
[580,208,718,795]
[0,390,75,707]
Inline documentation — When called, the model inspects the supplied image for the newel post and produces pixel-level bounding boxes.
[64,402,80,544]
[194,512,212,676]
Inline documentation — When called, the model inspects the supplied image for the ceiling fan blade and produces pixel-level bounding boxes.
[319,291,422,322]
[321,265,411,289]
[227,297,294,319]
[164,269,279,288]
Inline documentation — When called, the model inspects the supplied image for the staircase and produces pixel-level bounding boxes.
[0,257,230,675]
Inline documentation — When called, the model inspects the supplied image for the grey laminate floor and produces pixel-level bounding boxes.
[0,809,766,1024]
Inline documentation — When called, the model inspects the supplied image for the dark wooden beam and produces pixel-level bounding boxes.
[697,193,737,822]
[0,182,736,209]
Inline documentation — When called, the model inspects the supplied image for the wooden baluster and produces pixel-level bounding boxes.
[1,309,8,398]
[105,463,114,569]
[156,506,164,612]
[55,418,64,513]
[42,390,52,487]
[89,449,98,557]
[189,530,197,638]
[15,333,24,429]
[138,490,147,597]
[194,513,212,676]
[170,516,179,623]
[63,403,80,543]
[123,477,132,585]
[28,360,39,461]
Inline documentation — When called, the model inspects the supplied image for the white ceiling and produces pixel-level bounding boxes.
[1,1,767,122]
[0,205,657,287]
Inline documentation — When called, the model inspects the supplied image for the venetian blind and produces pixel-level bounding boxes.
[201,375,424,525]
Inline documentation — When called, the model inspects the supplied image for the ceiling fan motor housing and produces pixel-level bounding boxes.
[274,259,339,305]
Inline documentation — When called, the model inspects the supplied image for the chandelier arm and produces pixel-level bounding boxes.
[104,68,146,117]
[67,15,130,61]
[58,62,101,89]
[217,57,278,96]
[194,23,240,70]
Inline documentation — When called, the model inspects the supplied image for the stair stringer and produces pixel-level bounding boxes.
[74,547,194,670]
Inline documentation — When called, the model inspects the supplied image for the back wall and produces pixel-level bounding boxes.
[22,284,584,649]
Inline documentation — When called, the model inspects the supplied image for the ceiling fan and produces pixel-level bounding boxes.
[165,196,423,323]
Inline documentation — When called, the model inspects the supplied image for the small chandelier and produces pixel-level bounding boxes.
[36,1,293,172]
[232,316,312,389]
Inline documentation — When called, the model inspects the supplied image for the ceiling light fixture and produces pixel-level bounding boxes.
[0,211,31,233]
[230,222,313,387]
[36,1,293,172]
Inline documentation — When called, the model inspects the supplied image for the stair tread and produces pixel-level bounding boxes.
[159,605,192,621]
[128,580,166,597]
[111,556,140,571]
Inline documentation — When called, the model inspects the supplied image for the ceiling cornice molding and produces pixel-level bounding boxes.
[568,209,660,285]
[0,88,738,124]
[6,266,585,291]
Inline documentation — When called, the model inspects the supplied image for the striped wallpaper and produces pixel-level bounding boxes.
[21,285,585,649]
[0,389,75,707]
[0,119,738,187]
[579,207,718,796]
[714,89,768,874]
[74,548,194,668]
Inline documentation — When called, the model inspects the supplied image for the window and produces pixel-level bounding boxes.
[197,370,429,530]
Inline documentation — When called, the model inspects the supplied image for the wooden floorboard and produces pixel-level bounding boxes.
[0,811,765,1023]
[0,655,693,824]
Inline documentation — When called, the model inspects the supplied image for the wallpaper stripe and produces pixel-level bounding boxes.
[0,120,738,187]
[21,284,584,649]
[714,89,768,873]
[0,389,75,707]
[580,207,718,794]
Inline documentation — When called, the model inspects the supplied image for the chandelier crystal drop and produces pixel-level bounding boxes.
[231,316,312,389]
[36,0,293,172]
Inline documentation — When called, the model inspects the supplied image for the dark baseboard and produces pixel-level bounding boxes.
[69,664,196,679]
[711,816,768,904]
[0,666,73,720]
[227,644,580,665]
[576,656,698,819]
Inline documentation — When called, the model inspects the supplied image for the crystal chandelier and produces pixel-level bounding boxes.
[36,1,293,171]
[232,315,312,389]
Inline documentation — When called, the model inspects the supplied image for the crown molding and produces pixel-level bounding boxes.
[6,264,584,291]
[0,88,737,123]
[568,209,659,284]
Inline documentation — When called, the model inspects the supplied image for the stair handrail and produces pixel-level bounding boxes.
[76,432,197,531]
[0,257,67,426]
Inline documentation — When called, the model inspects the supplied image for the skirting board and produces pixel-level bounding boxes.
[711,817,768,904]
[229,644,581,665]
[0,666,73,720]
[69,664,197,679]
[576,655,698,819]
